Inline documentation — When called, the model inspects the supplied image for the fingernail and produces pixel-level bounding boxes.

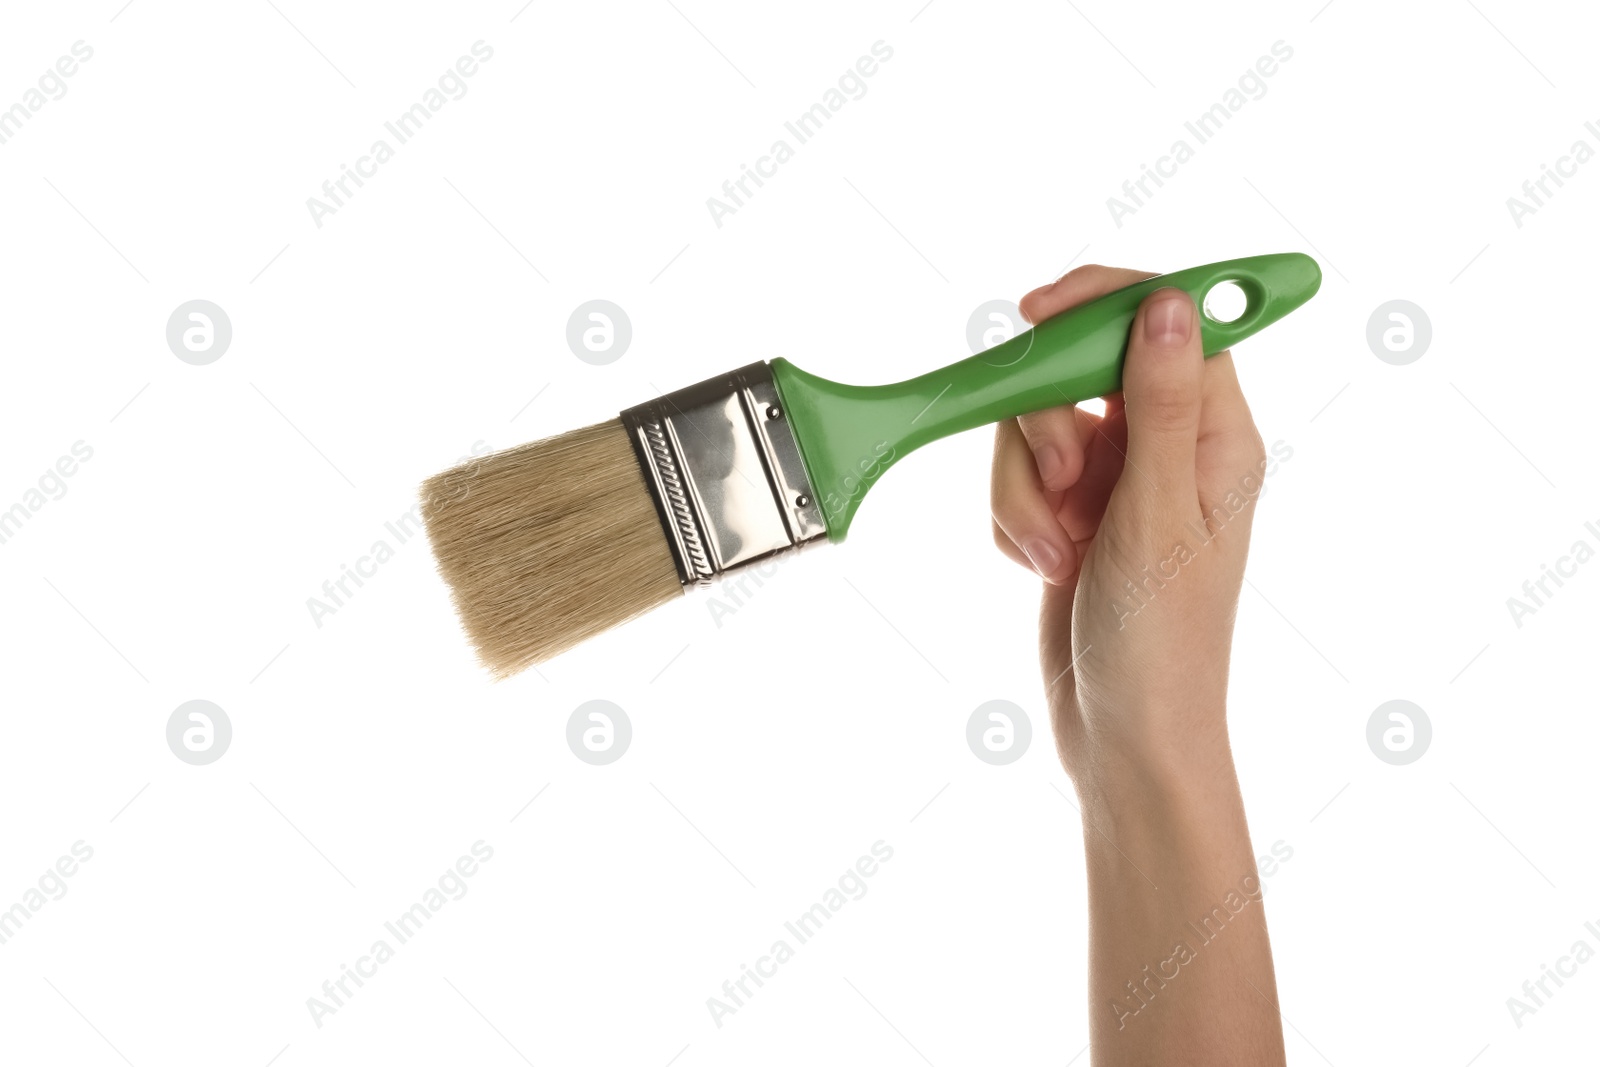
[1023,539,1061,578]
[1034,444,1062,486]
[1143,290,1194,346]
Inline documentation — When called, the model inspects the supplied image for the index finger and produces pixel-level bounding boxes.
[1018,264,1159,326]
[1012,265,1159,491]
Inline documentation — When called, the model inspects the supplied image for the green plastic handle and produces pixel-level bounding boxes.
[771,252,1321,541]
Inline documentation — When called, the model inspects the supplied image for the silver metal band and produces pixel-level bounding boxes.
[621,361,828,588]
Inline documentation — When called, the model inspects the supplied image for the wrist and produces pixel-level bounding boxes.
[1066,716,1241,817]
[1072,749,1253,887]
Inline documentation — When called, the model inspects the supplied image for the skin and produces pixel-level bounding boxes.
[990,265,1287,1065]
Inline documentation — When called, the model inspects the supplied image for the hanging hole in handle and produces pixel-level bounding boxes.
[1203,279,1249,324]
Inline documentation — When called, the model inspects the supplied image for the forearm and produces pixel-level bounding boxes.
[989,266,1290,1062]
[1075,740,1285,1066]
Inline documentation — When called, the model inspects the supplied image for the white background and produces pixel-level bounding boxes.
[1,1,1596,1064]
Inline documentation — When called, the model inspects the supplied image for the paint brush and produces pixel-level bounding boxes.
[421,253,1321,677]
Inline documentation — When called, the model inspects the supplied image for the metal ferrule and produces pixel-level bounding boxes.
[621,361,828,588]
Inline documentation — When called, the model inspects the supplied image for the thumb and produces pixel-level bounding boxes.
[1120,287,1204,506]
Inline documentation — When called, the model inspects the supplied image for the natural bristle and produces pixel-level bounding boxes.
[420,420,681,677]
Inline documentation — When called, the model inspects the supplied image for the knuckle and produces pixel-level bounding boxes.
[1013,410,1048,442]
[989,492,1029,537]
[1246,427,1267,466]
[1062,263,1110,285]
[1017,290,1048,324]
[991,521,1014,553]
[1132,384,1199,432]
[988,474,1013,517]
[1227,419,1268,468]
[1015,408,1071,450]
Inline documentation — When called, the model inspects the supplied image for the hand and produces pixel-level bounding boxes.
[990,265,1270,790]
[993,265,1286,1064]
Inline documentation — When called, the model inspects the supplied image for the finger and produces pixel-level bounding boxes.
[1057,402,1127,545]
[1020,264,1157,326]
[990,418,1078,584]
[1015,405,1090,491]
[1120,287,1204,507]
[1197,351,1264,466]
[1195,351,1267,520]
[991,518,1030,571]
[1013,266,1154,495]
